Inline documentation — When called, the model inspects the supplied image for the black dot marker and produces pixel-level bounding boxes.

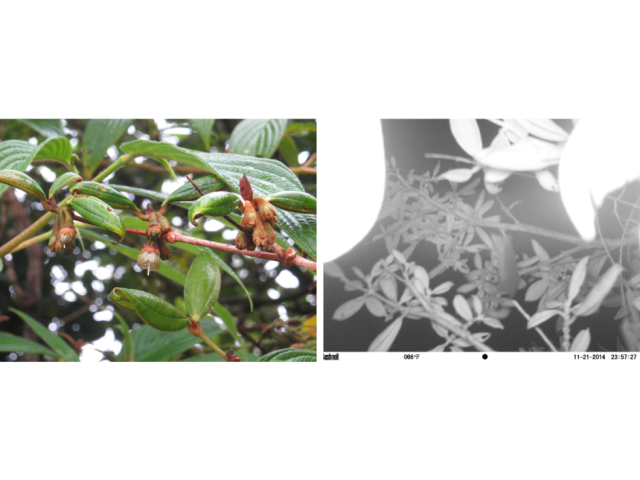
[482,354,488,360]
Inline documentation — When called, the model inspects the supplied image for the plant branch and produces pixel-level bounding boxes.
[237,324,268,354]
[8,231,51,255]
[165,230,316,272]
[91,154,138,183]
[186,176,204,196]
[187,319,231,361]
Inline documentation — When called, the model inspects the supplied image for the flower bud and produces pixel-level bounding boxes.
[59,226,76,247]
[137,242,161,276]
[48,208,76,255]
[253,197,278,225]
[235,231,255,251]
[252,217,268,248]
[240,201,257,229]
[146,212,162,241]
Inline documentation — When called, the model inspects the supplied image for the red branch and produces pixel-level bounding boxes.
[166,230,317,272]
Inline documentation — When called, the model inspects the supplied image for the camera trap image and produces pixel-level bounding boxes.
[325,119,640,353]
[0,119,316,362]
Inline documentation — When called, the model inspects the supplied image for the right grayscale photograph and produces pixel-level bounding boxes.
[324,119,640,353]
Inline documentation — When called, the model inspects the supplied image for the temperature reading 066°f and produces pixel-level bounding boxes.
[404,354,420,360]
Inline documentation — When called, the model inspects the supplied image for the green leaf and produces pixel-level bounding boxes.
[0,140,38,196]
[0,169,47,201]
[8,308,80,362]
[190,119,215,151]
[70,195,126,240]
[207,302,242,343]
[116,317,222,362]
[185,252,221,321]
[109,288,189,332]
[180,351,259,362]
[277,134,299,168]
[229,119,287,158]
[112,310,134,362]
[77,228,187,286]
[108,184,174,205]
[188,192,242,226]
[82,119,131,177]
[49,172,82,199]
[71,181,141,213]
[0,332,59,359]
[199,247,253,311]
[34,136,77,173]
[164,175,226,204]
[285,123,317,136]
[258,348,317,362]
[120,140,207,169]
[266,191,317,214]
[151,156,178,181]
[19,119,65,138]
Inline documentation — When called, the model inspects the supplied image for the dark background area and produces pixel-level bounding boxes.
[324,119,624,352]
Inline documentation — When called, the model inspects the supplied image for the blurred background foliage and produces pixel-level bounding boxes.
[0,119,316,361]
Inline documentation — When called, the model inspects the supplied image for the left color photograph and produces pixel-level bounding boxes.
[0,119,316,362]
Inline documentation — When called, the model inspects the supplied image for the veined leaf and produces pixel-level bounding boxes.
[34,136,77,172]
[0,169,47,201]
[188,192,242,226]
[0,332,59,359]
[229,119,287,158]
[164,175,227,204]
[77,228,186,286]
[83,119,131,177]
[116,317,222,362]
[0,140,38,196]
[266,191,317,214]
[71,181,140,213]
[49,172,82,199]
[258,348,316,362]
[190,119,215,151]
[9,308,80,362]
[109,288,189,332]
[19,119,65,138]
[185,252,221,321]
[70,196,126,240]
